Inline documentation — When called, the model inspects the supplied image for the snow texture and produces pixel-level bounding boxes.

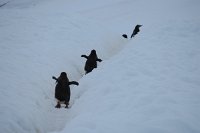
[0,0,200,133]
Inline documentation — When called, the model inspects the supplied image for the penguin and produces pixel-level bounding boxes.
[81,50,102,74]
[122,34,128,39]
[131,25,142,38]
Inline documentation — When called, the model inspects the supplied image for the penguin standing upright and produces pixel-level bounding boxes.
[131,25,142,38]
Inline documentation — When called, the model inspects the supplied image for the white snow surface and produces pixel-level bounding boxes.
[0,0,200,133]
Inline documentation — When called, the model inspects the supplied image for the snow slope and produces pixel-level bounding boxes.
[0,0,200,133]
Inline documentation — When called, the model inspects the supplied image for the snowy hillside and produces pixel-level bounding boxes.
[0,0,200,133]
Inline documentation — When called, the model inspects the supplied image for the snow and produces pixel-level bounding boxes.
[0,0,200,133]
